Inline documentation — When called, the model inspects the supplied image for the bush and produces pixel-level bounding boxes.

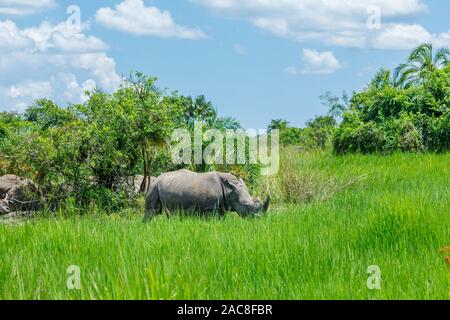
[258,147,367,205]
[334,58,449,154]
[334,113,385,154]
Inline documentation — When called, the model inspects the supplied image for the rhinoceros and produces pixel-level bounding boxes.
[144,169,270,220]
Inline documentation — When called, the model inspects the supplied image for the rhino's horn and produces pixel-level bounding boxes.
[262,196,270,212]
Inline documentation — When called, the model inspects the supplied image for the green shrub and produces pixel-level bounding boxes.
[334,113,385,154]
[334,54,449,154]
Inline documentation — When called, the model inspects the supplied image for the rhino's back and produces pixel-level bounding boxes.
[156,170,224,212]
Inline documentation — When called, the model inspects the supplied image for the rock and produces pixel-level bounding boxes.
[0,175,40,214]
[0,200,9,215]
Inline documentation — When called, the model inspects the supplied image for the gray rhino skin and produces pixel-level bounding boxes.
[144,169,269,220]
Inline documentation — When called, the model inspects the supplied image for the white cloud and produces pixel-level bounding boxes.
[96,0,206,39]
[0,20,32,51]
[0,19,108,53]
[67,53,121,91]
[192,0,446,50]
[193,0,427,17]
[0,19,121,112]
[1,80,52,112]
[51,73,96,103]
[0,0,56,16]
[325,32,367,48]
[24,21,108,53]
[1,74,97,112]
[7,80,52,100]
[372,24,450,50]
[286,49,342,75]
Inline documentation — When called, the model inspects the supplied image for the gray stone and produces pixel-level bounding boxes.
[0,175,40,214]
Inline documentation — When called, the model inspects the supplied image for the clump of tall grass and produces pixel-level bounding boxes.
[259,148,367,205]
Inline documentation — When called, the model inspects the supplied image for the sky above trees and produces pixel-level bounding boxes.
[1,0,449,128]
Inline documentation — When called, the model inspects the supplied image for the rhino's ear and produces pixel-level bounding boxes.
[223,179,238,191]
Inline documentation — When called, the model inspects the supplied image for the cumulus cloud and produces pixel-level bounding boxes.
[0,19,121,112]
[0,20,33,51]
[0,0,56,16]
[191,0,450,50]
[4,80,53,111]
[96,0,206,39]
[286,49,343,75]
[0,19,108,53]
[1,74,97,112]
[372,24,450,50]
[7,81,51,100]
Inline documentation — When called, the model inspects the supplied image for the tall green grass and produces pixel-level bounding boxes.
[0,151,449,299]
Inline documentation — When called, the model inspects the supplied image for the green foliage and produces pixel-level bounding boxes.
[303,116,337,149]
[320,91,349,120]
[171,93,258,182]
[267,119,302,146]
[394,44,450,88]
[258,147,366,205]
[334,44,450,154]
[267,117,337,149]
[267,119,289,132]
[24,99,77,131]
[0,72,260,211]
[0,73,185,210]
[176,94,241,130]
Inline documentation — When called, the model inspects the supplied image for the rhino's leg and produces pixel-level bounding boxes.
[143,186,162,222]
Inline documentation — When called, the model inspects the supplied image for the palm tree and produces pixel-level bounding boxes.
[208,116,241,130]
[394,44,450,88]
[180,95,218,129]
[267,119,289,133]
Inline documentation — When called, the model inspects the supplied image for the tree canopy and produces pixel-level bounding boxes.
[334,44,450,154]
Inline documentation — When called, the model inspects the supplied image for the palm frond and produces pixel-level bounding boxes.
[408,44,432,65]
[434,48,450,67]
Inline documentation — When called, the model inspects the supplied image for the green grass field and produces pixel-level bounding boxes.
[1,151,449,300]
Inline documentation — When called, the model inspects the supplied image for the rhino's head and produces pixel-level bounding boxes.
[224,178,270,217]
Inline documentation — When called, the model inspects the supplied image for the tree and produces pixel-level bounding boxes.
[304,116,337,149]
[209,116,241,130]
[25,98,77,131]
[176,94,241,130]
[334,52,450,154]
[320,91,349,121]
[117,72,182,192]
[178,95,217,129]
[267,119,289,133]
[266,119,304,146]
[369,68,396,89]
[394,43,450,88]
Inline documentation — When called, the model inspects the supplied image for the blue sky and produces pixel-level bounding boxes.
[1,0,449,129]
